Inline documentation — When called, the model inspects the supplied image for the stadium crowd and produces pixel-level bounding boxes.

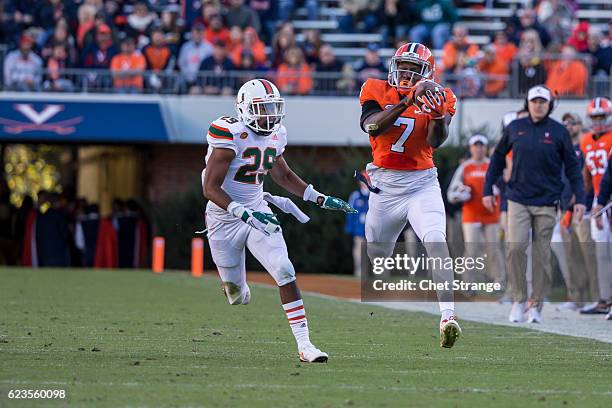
[0,0,610,97]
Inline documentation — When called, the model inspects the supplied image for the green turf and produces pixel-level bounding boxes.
[0,268,610,408]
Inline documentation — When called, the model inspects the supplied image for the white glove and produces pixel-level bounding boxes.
[227,201,281,236]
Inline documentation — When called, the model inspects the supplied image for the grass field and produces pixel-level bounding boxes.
[0,268,611,408]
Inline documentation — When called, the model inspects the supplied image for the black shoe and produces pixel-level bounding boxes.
[579,301,610,315]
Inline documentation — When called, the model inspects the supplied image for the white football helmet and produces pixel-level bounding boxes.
[236,79,285,135]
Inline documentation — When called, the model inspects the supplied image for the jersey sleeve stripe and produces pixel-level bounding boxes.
[210,123,232,134]
[208,131,233,140]
[209,124,233,139]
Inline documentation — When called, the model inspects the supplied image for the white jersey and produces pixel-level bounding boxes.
[203,115,287,221]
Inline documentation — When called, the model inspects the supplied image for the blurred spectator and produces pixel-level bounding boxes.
[110,37,146,93]
[228,25,244,52]
[178,23,213,90]
[76,4,97,48]
[478,45,509,98]
[276,46,312,95]
[508,8,551,48]
[81,10,116,51]
[159,7,183,56]
[33,0,66,33]
[354,43,386,85]
[337,63,357,95]
[0,180,16,266]
[314,44,344,93]
[345,174,369,277]
[75,204,100,267]
[236,50,268,84]
[272,23,297,68]
[516,29,546,95]
[380,0,413,46]
[409,0,457,50]
[3,35,43,91]
[250,0,277,43]
[225,0,261,34]
[42,20,77,66]
[198,40,236,95]
[567,21,589,53]
[0,3,20,49]
[205,13,231,45]
[192,0,221,29]
[545,45,588,97]
[303,29,323,66]
[278,0,318,21]
[43,43,75,92]
[36,193,70,267]
[492,31,517,66]
[442,24,479,73]
[537,0,574,46]
[230,27,266,67]
[126,1,158,47]
[144,28,174,71]
[588,29,612,77]
[338,0,382,34]
[80,24,118,69]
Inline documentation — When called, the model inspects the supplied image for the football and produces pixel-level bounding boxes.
[413,79,443,107]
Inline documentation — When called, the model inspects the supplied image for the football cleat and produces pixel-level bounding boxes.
[298,344,328,363]
[221,282,251,305]
[528,307,542,323]
[606,308,612,321]
[509,302,527,323]
[439,316,461,348]
[579,301,609,315]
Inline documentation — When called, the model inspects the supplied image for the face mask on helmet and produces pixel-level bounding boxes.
[389,58,432,90]
[588,113,612,134]
[237,94,285,135]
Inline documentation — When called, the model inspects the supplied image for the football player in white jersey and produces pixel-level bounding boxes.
[202,79,356,363]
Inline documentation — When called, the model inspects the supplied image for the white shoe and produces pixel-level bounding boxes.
[221,282,251,305]
[556,302,580,312]
[509,302,527,323]
[606,309,612,321]
[439,316,461,348]
[528,307,542,323]
[299,344,328,363]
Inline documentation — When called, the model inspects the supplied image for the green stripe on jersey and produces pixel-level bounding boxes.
[209,124,233,139]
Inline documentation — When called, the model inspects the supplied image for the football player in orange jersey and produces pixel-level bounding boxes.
[580,97,612,316]
[359,43,461,348]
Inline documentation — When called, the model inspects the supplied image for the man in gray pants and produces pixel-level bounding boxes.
[483,86,586,323]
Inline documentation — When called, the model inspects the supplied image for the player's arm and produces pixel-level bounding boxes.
[361,97,413,137]
[202,147,235,210]
[426,115,451,148]
[270,155,357,213]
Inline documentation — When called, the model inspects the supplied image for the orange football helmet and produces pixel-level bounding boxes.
[586,97,612,134]
[388,43,435,91]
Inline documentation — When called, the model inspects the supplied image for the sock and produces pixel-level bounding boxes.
[282,299,310,349]
[440,306,454,321]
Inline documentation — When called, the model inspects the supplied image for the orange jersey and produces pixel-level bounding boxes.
[461,160,500,224]
[360,79,457,171]
[580,130,612,196]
